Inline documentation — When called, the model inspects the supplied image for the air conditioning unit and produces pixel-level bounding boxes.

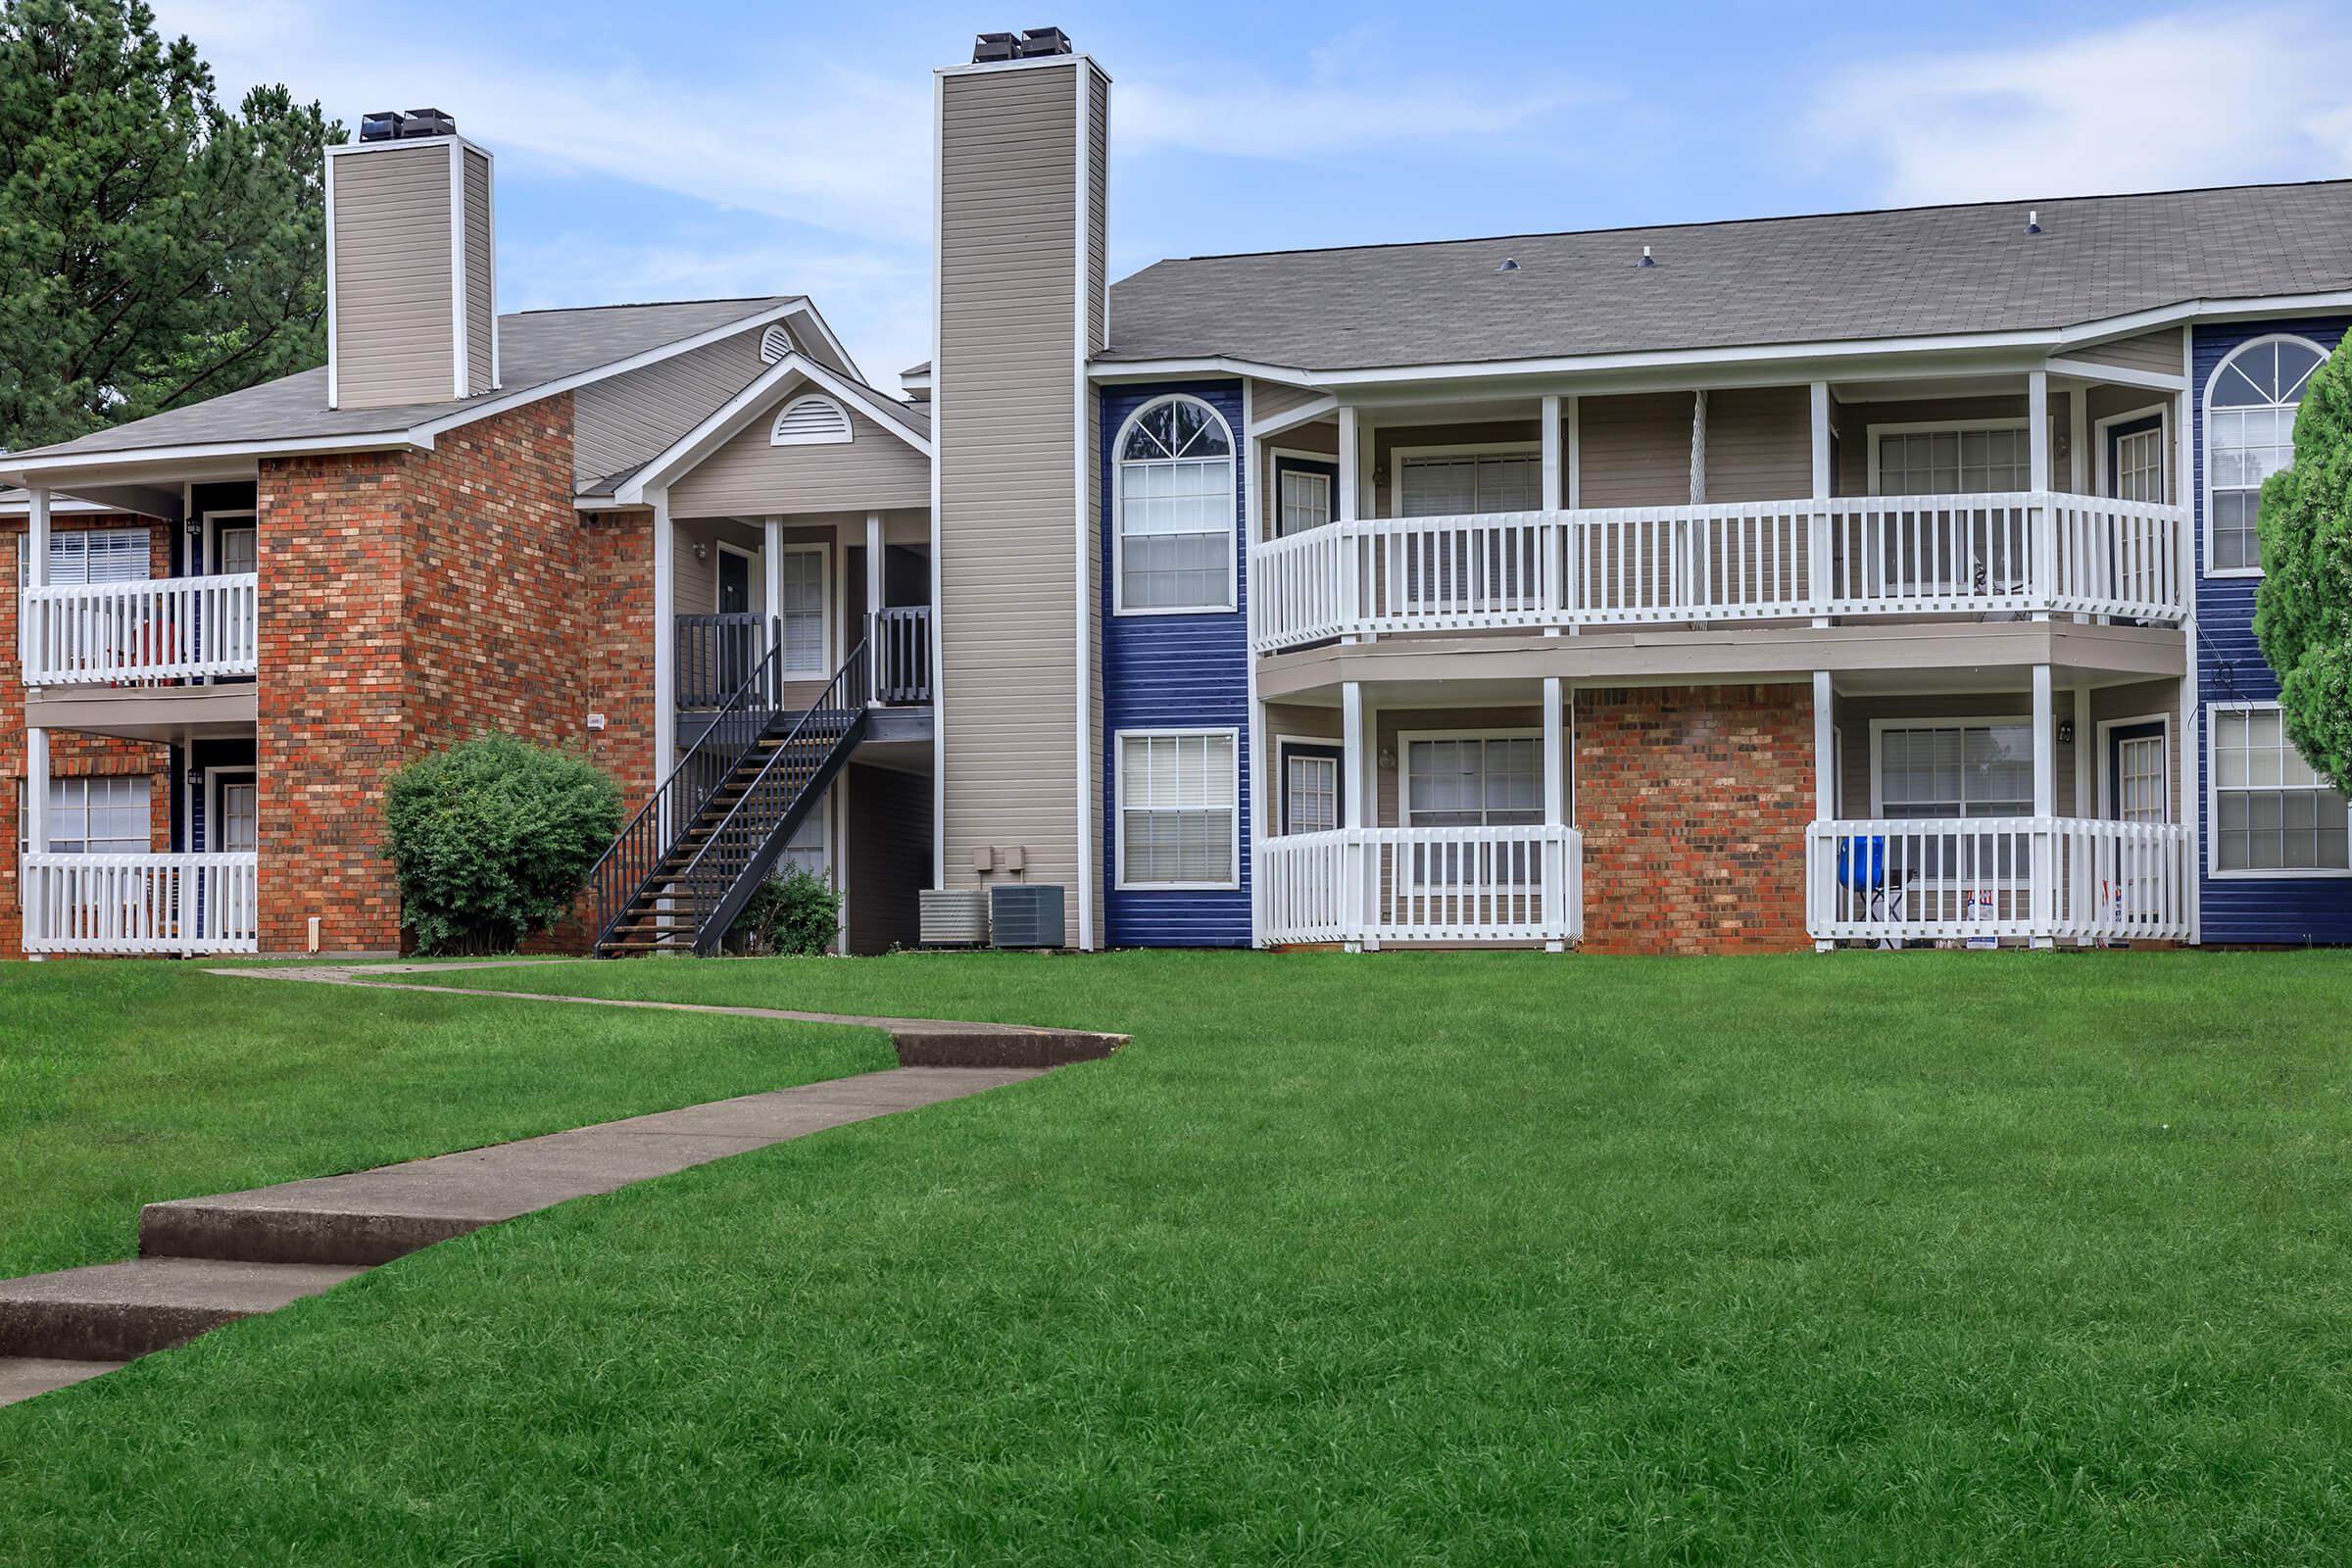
[990,884,1064,949]
[919,888,990,947]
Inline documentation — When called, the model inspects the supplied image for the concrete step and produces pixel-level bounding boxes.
[0,1356,128,1407]
[0,1257,366,1361]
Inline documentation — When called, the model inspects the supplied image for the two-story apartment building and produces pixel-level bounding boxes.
[5,27,2348,958]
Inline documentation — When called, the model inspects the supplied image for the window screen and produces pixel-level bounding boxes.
[1120,732,1237,885]
[2212,707,2349,871]
[1405,738,1541,827]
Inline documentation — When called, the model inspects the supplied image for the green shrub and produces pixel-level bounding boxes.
[2254,329,2352,793]
[381,734,623,955]
[727,866,841,956]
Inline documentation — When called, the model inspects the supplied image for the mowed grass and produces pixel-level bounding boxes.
[0,961,894,1279]
[5,949,2352,1564]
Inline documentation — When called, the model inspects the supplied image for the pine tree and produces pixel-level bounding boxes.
[2253,329,2352,793]
[0,0,341,451]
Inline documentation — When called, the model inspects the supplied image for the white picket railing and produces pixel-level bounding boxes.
[20,573,260,684]
[21,852,260,955]
[1250,493,2186,649]
[1259,824,1583,946]
[1805,817,2190,945]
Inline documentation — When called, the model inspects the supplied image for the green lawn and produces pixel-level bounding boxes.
[6,950,2352,1564]
[0,961,894,1280]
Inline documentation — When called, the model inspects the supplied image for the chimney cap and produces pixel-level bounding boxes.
[971,30,1018,62]
[398,108,457,139]
[1016,26,1072,56]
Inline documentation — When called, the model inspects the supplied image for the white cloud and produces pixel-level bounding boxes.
[1808,11,2352,204]
[1122,75,1581,160]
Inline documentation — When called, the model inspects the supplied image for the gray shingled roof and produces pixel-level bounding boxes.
[9,297,802,462]
[1101,180,2352,372]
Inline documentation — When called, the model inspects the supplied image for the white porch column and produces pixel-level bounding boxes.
[864,511,885,703]
[1341,680,1366,951]
[2032,662,2057,946]
[23,725,47,958]
[2176,367,2201,946]
[1809,382,1832,626]
[1541,394,1563,635]
[1337,405,1361,643]
[1813,671,1836,952]
[1688,389,1707,506]
[2073,683,2094,945]
[2068,385,2088,493]
[1543,675,1566,951]
[2029,370,2052,619]
[1563,394,1582,633]
[762,515,784,651]
[21,486,49,667]
[652,493,676,795]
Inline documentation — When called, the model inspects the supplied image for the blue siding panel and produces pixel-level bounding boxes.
[2192,317,2352,943]
[1100,379,1252,947]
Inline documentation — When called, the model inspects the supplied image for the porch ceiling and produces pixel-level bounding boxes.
[25,684,257,744]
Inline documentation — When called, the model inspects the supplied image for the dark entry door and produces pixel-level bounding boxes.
[1279,741,1345,835]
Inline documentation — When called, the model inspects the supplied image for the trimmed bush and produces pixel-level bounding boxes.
[382,734,623,955]
[2254,329,2352,793]
[727,866,842,956]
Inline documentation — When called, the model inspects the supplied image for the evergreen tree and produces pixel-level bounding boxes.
[2253,329,2352,793]
[0,0,340,451]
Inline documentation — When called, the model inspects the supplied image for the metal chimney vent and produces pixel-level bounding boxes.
[1494,257,1521,272]
[1017,26,1073,57]
[1636,245,1656,268]
[361,108,457,142]
[2023,209,2043,235]
[972,31,1017,62]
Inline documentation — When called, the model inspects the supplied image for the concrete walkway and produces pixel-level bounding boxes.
[1,964,1124,1406]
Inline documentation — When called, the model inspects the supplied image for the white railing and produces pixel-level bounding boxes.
[20,573,260,684]
[21,852,260,955]
[1259,824,1583,946]
[1250,493,2186,649]
[1805,817,2190,946]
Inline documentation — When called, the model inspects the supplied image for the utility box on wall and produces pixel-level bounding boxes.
[989,885,1065,949]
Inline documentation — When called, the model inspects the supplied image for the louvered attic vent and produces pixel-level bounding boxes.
[759,324,790,364]
[770,394,853,446]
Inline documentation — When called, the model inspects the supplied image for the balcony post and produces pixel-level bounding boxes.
[652,492,676,832]
[864,511,884,705]
[1813,671,1836,952]
[1541,394,1563,636]
[1543,675,1566,951]
[1809,382,1832,625]
[2074,683,2093,945]
[1564,394,1582,633]
[2029,370,2053,619]
[1337,405,1361,642]
[21,485,48,669]
[1341,680,1366,952]
[2032,662,2056,946]
[23,726,47,959]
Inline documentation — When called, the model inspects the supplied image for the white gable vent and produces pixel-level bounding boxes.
[771,393,853,446]
[759,324,791,364]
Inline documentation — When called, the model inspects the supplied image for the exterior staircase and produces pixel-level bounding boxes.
[585,613,922,957]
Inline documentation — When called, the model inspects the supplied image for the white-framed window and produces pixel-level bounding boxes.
[1114,395,1236,613]
[1396,448,1540,516]
[1871,719,2034,818]
[771,393,853,447]
[775,544,829,675]
[27,527,149,586]
[1869,421,2032,496]
[43,775,152,855]
[2204,334,2326,576]
[1277,740,1342,836]
[777,796,829,881]
[1278,469,1331,536]
[2208,703,2350,876]
[1400,733,1543,828]
[206,768,259,854]
[1116,729,1239,888]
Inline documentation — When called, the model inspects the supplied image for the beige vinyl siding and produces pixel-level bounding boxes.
[1703,386,1811,502]
[669,399,930,516]
[2070,326,2184,377]
[1576,393,1692,508]
[463,148,494,392]
[937,61,1088,894]
[331,143,456,408]
[572,327,769,486]
[1250,379,1325,427]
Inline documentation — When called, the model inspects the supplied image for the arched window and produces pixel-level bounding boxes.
[759,324,792,364]
[1115,394,1235,612]
[2207,334,2325,573]
[771,393,852,446]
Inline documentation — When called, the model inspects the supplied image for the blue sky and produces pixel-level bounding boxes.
[158,1,2352,391]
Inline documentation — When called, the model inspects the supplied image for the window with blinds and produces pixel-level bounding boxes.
[2211,706,2350,872]
[34,528,149,585]
[1404,737,1542,827]
[43,776,151,854]
[1875,427,2031,496]
[1397,453,1540,516]
[1277,469,1331,536]
[1117,396,1235,612]
[777,549,827,673]
[1118,731,1238,887]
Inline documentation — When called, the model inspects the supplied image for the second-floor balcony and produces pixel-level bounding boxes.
[20,573,259,685]
[674,607,933,710]
[1250,492,2187,652]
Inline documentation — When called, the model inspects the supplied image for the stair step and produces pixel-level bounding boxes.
[0,1357,128,1407]
[0,1257,367,1361]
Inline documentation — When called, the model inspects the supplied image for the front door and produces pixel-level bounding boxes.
[2106,722,2170,824]
[716,548,753,613]
[210,770,259,852]
[215,525,257,576]
[1279,742,1344,835]
[2106,416,2165,504]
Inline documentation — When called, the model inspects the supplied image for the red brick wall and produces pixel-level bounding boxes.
[255,393,657,955]
[1575,683,1814,955]
[1,515,173,956]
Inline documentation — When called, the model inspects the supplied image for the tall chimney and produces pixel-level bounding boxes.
[324,110,498,409]
[931,32,1109,947]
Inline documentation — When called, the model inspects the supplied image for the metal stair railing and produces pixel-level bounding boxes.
[585,616,785,952]
[666,635,874,955]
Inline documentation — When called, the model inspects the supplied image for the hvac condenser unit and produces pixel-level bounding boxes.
[918,888,990,948]
[989,885,1065,950]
